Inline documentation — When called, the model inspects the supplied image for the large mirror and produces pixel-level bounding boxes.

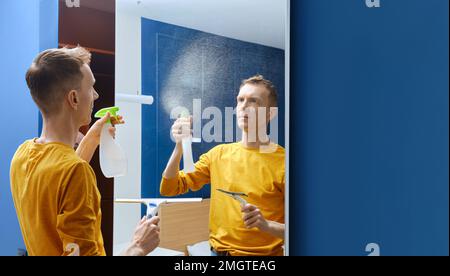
[114,0,289,256]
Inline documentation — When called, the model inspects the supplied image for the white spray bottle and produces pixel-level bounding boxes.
[94,106,128,178]
[180,111,201,173]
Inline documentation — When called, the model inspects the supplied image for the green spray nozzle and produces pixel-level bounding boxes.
[94,106,120,123]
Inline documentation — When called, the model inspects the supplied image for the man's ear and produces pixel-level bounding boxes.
[268,107,278,121]
[67,90,79,110]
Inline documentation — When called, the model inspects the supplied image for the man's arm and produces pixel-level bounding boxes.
[75,131,98,163]
[57,163,106,256]
[160,117,211,196]
[265,221,285,239]
[75,113,124,162]
[162,143,183,179]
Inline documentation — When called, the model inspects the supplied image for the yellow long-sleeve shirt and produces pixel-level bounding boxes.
[160,142,285,256]
[10,139,105,256]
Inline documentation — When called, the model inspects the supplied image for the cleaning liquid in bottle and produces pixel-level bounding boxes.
[94,107,127,178]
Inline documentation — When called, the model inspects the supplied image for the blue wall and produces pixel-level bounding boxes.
[290,0,449,255]
[0,0,58,256]
[141,18,285,201]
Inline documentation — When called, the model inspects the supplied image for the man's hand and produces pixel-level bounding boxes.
[242,204,270,232]
[85,112,125,146]
[241,204,285,239]
[76,112,125,162]
[171,116,192,144]
[123,216,160,256]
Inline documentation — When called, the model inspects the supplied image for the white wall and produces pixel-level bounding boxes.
[114,0,287,250]
[118,0,286,49]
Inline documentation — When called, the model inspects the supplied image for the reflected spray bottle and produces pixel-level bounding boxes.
[180,110,196,173]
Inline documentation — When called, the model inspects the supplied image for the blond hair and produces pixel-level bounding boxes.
[240,74,278,107]
[25,46,91,115]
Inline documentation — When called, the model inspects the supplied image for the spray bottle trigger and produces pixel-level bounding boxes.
[94,106,120,124]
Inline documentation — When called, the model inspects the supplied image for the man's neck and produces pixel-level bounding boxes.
[241,130,270,149]
[37,113,79,147]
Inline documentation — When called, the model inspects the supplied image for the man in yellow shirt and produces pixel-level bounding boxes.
[10,47,160,256]
[160,75,285,256]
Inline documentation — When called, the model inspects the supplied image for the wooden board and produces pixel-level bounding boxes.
[159,199,210,253]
